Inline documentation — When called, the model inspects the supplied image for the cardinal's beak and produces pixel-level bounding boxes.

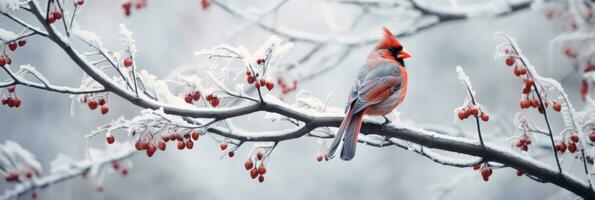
[398,50,411,59]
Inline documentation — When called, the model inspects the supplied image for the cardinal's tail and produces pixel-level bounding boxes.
[340,111,364,161]
[326,108,354,160]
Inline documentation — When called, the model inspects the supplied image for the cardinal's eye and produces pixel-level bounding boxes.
[388,47,399,59]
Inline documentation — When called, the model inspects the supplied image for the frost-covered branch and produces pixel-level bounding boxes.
[0,141,135,200]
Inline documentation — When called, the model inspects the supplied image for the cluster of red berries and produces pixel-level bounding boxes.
[1,86,21,108]
[503,50,563,114]
[46,0,63,24]
[504,55,528,77]
[81,95,109,115]
[111,161,129,176]
[555,133,581,154]
[219,142,235,158]
[201,0,211,10]
[122,0,147,16]
[245,70,275,91]
[126,131,200,157]
[0,54,12,67]
[456,105,489,122]
[184,90,201,104]
[472,164,493,182]
[205,93,220,107]
[277,78,298,96]
[4,38,26,52]
[244,151,268,183]
[4,167,37,183]
[515,135,532,152]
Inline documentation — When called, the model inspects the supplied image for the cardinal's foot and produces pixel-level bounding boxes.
[381,116,392,131]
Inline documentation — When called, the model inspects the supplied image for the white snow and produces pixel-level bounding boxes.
[0,0,23,12]
[72,28,104,46]
[0,28,16,42]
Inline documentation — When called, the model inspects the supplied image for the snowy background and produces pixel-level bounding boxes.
[0,0,582,199]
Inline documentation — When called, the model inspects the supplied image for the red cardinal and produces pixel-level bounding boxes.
[327,27,411,161]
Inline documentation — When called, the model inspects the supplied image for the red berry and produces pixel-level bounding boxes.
[25,171,33,179]
[470,106,479,116]
[192,91,201,101]
[247,76,255,84]
[520,100,529,109]
[47,15,56,24]
[256,152,264,160]
[186,140,194,149]
[220,143,228,151]
[250,168,258,179]
[123,58,133,67]
[472,164,480,170]
[174,132,182,141]
[201,0,210,9]
[210,97,219,107]
[98,98,106,105]
[53,10,62,20]
[553,102,561,112]
[513,67,522,76]
[590,133,595,142]
[177,141,185,150]
[480,113,489,122]
[122,1,132,10]
[88,100,98,110]
[76,0,85,5]
[516,170,524,176]
[228,151,235,158]
[12,98,20,108]
[158,140,166,151]
[522,85,531,94]
[480,169,490,182]
[8,42,17,51]
[505,57,515,66]
[135,140,143,150]
[184,94,193,104]
[255,82,261,89]
[258,175,265,183]
[259,79,267,86]
[570,133,579,143]
[121,168,128,176]
[100,105,109,115]
[17,39,26,47]
[457,110,466,120]
[106,134,115,144]
[316,154,323,162]
[519,67,527,75]
[146,144,156,157]
[266,81,274,91]
[0,56,6,66]
[257,164,267,175]
[524,78,534,87]
[244,160,254,170]
[112,162,120,170]
[568,142,577,153]
[184,133,190,139]
[191,131,199,141]
[4,172,19,182]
